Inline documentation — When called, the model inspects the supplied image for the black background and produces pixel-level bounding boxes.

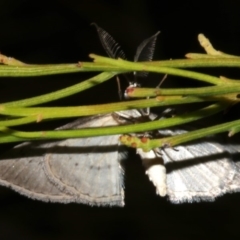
[0,0,240,239]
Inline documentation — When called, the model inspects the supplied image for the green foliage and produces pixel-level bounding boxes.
[0,34,240,150]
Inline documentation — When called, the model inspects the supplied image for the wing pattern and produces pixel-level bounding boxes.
[0,114,127,206]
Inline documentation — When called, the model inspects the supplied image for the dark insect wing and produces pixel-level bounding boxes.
[134,31,160,78]
[91,23,126,59]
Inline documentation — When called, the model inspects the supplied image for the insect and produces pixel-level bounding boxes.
[0,25,239,206]
[91,22,160,98]
[138,129,240,203]
[0,114,133,206]
[0,26,160,206]
[93,24,240,203]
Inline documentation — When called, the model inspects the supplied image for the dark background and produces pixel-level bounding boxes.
[0,0,240,239]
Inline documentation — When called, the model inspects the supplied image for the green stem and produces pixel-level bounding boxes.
[127,85,240,98]
[90,54,227,85]
[120,116,240,152]
[0,116,39,126]
[0,62,123,77]
[146,57,240,67]
[2,72,116,107]
[0,103,227,143]
[1,55,240,85]
[185,53,240,59]
[151,118,240,149]
[0,96,217,119]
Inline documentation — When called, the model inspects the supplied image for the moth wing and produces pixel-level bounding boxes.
[43,114,126,206]
[0,114,126,206]
[0,141,74,202]
[159,129,240,203]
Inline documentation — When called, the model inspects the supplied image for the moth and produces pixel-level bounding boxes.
[138,129,240,203]
[91,22,160,93]
[0,115,127,206]
[0,26,160,206]
[92,24,240,203]
[0,25,239,206]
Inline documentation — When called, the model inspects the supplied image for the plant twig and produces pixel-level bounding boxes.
[2,72,116,107]
[120,117,240,152]
[0,103,228,143]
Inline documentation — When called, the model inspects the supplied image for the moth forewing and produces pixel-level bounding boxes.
[0,114,130,206]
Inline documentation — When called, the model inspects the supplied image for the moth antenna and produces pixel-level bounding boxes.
[134,31,160,77]
[91,23,126,59]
